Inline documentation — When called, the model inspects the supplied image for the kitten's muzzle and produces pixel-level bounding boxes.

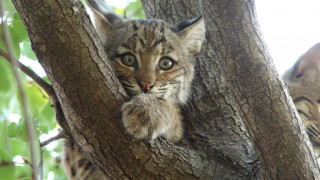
[138,81,155,93]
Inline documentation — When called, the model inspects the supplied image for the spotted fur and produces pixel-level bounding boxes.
[63,0,205,179]
[283,43,320,156]
[63,139,108,180]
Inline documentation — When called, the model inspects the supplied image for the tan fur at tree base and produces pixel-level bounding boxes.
[63,139,109,179]
[63,0,205,179]
[283,43,320,156]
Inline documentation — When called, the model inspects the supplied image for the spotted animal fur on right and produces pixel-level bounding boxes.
[283,43,320,156]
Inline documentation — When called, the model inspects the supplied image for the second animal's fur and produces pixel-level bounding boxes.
[283,43,320,156]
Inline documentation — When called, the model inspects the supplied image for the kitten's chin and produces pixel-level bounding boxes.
[128,90,166,99]
[127,91,140,97]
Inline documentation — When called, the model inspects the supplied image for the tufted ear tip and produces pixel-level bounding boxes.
[175,16,205,55]
[85,0,123,45]
[175,16,203,32]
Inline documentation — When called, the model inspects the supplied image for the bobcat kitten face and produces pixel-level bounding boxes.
[88,0,204,104]
[111,21,194,104]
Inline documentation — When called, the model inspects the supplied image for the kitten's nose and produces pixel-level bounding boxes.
[138,81,155,93]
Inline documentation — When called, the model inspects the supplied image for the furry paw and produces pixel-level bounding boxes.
[121,94,182,142]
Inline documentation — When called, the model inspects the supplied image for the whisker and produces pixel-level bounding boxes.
[123,79,133,85]
[185,99,195,111]
[168,82,181,85]
[170,73,184,80]
[180,104,189,117]
[122,83,134,87]
[190,85,202,91]
[122,82,135,88]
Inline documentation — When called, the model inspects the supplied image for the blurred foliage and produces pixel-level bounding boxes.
[0,0,144,179]
[111,0,145,18]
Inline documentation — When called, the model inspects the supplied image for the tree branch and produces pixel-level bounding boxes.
[39,141,43,180]
[0,46,72,131]
[0,1,38,179]
[0,49,71,133]
[0,161,14,167]
[40,130,66,147]
[0,49,56,98]
[199,0,320,178]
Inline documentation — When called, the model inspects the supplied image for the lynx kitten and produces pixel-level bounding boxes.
[63,0,205,179]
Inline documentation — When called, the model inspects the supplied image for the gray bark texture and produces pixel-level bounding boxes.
[12,0,320,179]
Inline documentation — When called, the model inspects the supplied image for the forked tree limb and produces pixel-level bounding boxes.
[11,0,318,179]
[40,129,66,147]
[11,0,242,178]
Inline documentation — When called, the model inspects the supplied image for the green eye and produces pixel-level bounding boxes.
[159,57,174,70]
[121,53,136,67]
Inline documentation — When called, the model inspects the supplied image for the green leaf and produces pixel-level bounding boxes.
[42,77,51,84]
[8,95,21,115]
[0,60,14,94]
[10,139,27,157]
[0,119,6,151]
[0,149,12,162]
[16,121,28,142]
[25,81,49,111]
[7,122,18,138]
[40,102,55,128]
[7,121,28,142]
[124,0,145,18]
[0,27,4,50]
[12,13,28,42]
[39,124,49,134]
[42,148,51,160]
[114,7,125,17]
[8,26,21,59]
[21,41,37,60]
[3,0,15,11]
[15,165,32,179]
[24,82,56,133]
[0,164,15,180]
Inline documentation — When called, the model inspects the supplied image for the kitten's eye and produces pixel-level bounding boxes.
[159,57,174,70]
[121,53,136,67]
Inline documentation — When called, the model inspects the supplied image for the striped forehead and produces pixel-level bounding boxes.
[121,20,175,55]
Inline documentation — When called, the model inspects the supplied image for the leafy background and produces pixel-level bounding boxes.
[0,0,144,179]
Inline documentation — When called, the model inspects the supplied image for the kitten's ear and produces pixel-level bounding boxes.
[293,43,320,78]
[85,0,122,45]
[175,16,205,55]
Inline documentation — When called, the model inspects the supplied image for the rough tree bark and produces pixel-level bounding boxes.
[142,0,320,178]
[11,0,320,179]
[199,1,320,178]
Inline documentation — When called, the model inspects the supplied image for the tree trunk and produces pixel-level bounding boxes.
[12,0,320,179]
[142,0,261,177]
[142,0,320,178]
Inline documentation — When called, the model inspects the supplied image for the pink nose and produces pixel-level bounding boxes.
[139,81,155,92]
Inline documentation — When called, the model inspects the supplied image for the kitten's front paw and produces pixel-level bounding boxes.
[121,94,182,142]
[121,99,153,140]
